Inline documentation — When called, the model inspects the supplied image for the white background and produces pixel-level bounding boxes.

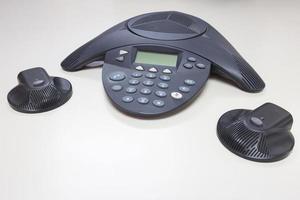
[0,0,299,200]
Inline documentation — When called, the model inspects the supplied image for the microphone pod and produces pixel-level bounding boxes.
[217,103,294,162]
[7,67,72,113]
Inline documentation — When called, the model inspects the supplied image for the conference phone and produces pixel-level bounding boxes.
[61,11,265,117]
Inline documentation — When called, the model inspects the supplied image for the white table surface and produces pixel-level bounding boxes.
[1,0,300,200]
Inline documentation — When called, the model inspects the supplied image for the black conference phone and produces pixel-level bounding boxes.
[61,11,265,117]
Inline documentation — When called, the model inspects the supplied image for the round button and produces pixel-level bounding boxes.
[126,87,137,94]
[122,96,134,103]
[159,75,171,81]
[187,57,196,62]
[129,79,140,85]
[153,100,165,107]
[179,86,190,93]
[196,63,206,69]
[140,88,152,95]
[171,92,183,99]
[157,82,168,89]
[183,63,193,69]
[109,72,126,81]
[131,72,143,78]
[111,85,123,91]
[155,90,167,97]
[145,73,156,79]
[143,80,154,86]
[137,97,149,104]
[250,117,263,127]
[184,79,196,86]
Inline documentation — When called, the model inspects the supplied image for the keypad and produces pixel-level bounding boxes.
[107,53,203,111]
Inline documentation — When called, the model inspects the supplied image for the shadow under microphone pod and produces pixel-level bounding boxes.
[7,67,72,113]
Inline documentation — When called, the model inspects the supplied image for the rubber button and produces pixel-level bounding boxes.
[111,85,122,91]
[179,86,190,93]
[143,80,154,86]
[137,97,149,104]
[109,72,126,81]
[184,79,196,86]
[153,100,165,107]
[126,87,137,94]
[184,63,193,69]
[129,79,140,85]
[187,57,196,62]
[171,92,183,99]
[157,82,168,89]
[159,75,171,81]
[131,72,143,78]
[140,88,152,95]
[196,63,206,69]
[122,96,134,103]
[145,73,156,79]
[155,90,167,97]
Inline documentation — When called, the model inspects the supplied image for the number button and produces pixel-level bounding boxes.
[129,79,140,85]
[159,75,171,81]
[155,90,167,97]
[131,72,143,78]
[153,100,165,107]
[179,86,190,93]
[111,85,123,91]
[157,82,168,89]
[143,80,154,86]
[122,96,134,103]
[140,88,152,95]
[109,72,126,81]
[184,79,196,86]
[145,73,156,79]
[137,97,149,104]
[126,87,137,94]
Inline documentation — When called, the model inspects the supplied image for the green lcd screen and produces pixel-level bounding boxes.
[134,51,178,67]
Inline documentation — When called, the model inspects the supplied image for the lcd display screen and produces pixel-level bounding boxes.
[135,51,178,67]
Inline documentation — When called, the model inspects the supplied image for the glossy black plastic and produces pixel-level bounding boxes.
[217,103,294,162]
[7,67,72,113]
